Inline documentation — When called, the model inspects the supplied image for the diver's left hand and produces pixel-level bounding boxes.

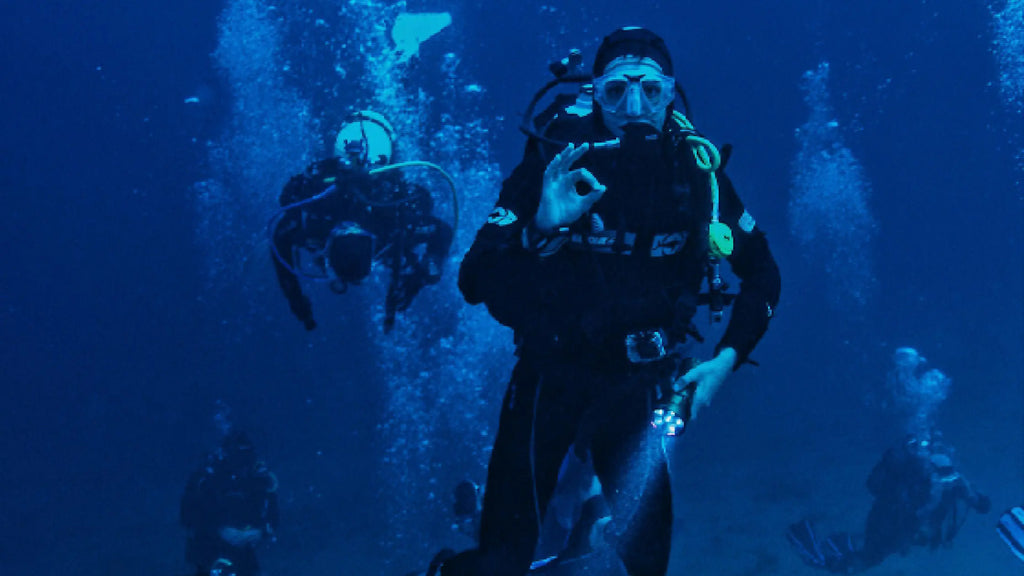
[674,347,737,419]
[219,526,264,547]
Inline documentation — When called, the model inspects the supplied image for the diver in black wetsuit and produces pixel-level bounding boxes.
[270,110,453,331]
[180,432,280,576]
[788,432,991,573]
[439,26,781,576]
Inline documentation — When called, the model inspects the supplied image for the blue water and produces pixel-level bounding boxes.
[2,1,1021,575]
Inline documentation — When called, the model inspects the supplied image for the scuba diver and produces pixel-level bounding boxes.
[180,431,280,576]
[788,432,991,573]
[440,26,781,576]
[269,110,455,331]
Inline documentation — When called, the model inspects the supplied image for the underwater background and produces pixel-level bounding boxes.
[1,0,1022,575]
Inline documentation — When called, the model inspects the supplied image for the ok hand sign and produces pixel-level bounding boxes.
[534,143,607,232]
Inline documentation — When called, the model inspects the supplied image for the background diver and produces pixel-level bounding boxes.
[788,432,990,573]
[180,431,280,576]
[269,110,455,331]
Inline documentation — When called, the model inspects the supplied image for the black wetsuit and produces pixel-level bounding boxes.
[852,441,990,571]
[443,112,780,576]
[180,459,279,576]
[271,157,453,329]
[789,438,991,574]
[859,443,933,566]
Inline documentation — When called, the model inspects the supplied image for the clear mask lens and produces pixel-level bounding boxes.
[594,72,675,114]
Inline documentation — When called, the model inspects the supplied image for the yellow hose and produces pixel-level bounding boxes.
[370,161,460,234]
[672,111,732,258]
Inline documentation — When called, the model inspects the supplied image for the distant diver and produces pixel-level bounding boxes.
[269,110,456,331]
[180,431,279,576]
[788,432,990,573]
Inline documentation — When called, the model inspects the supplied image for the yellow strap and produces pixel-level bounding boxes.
[672,111,732,257]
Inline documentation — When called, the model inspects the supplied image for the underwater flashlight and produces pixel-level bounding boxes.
[651,383,696,437]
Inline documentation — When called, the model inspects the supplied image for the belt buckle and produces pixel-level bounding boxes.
[625,329,667,364]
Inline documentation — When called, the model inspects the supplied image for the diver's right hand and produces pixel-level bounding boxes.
[676,347,736,419]
[535,143,606,233]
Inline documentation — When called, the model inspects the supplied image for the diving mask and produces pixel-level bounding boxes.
[593,70,675,116]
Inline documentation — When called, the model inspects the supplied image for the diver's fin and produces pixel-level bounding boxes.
[787,520,859,572]
[787,519,827,568]
[997,506,1024,562]
[821,532,858,572]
